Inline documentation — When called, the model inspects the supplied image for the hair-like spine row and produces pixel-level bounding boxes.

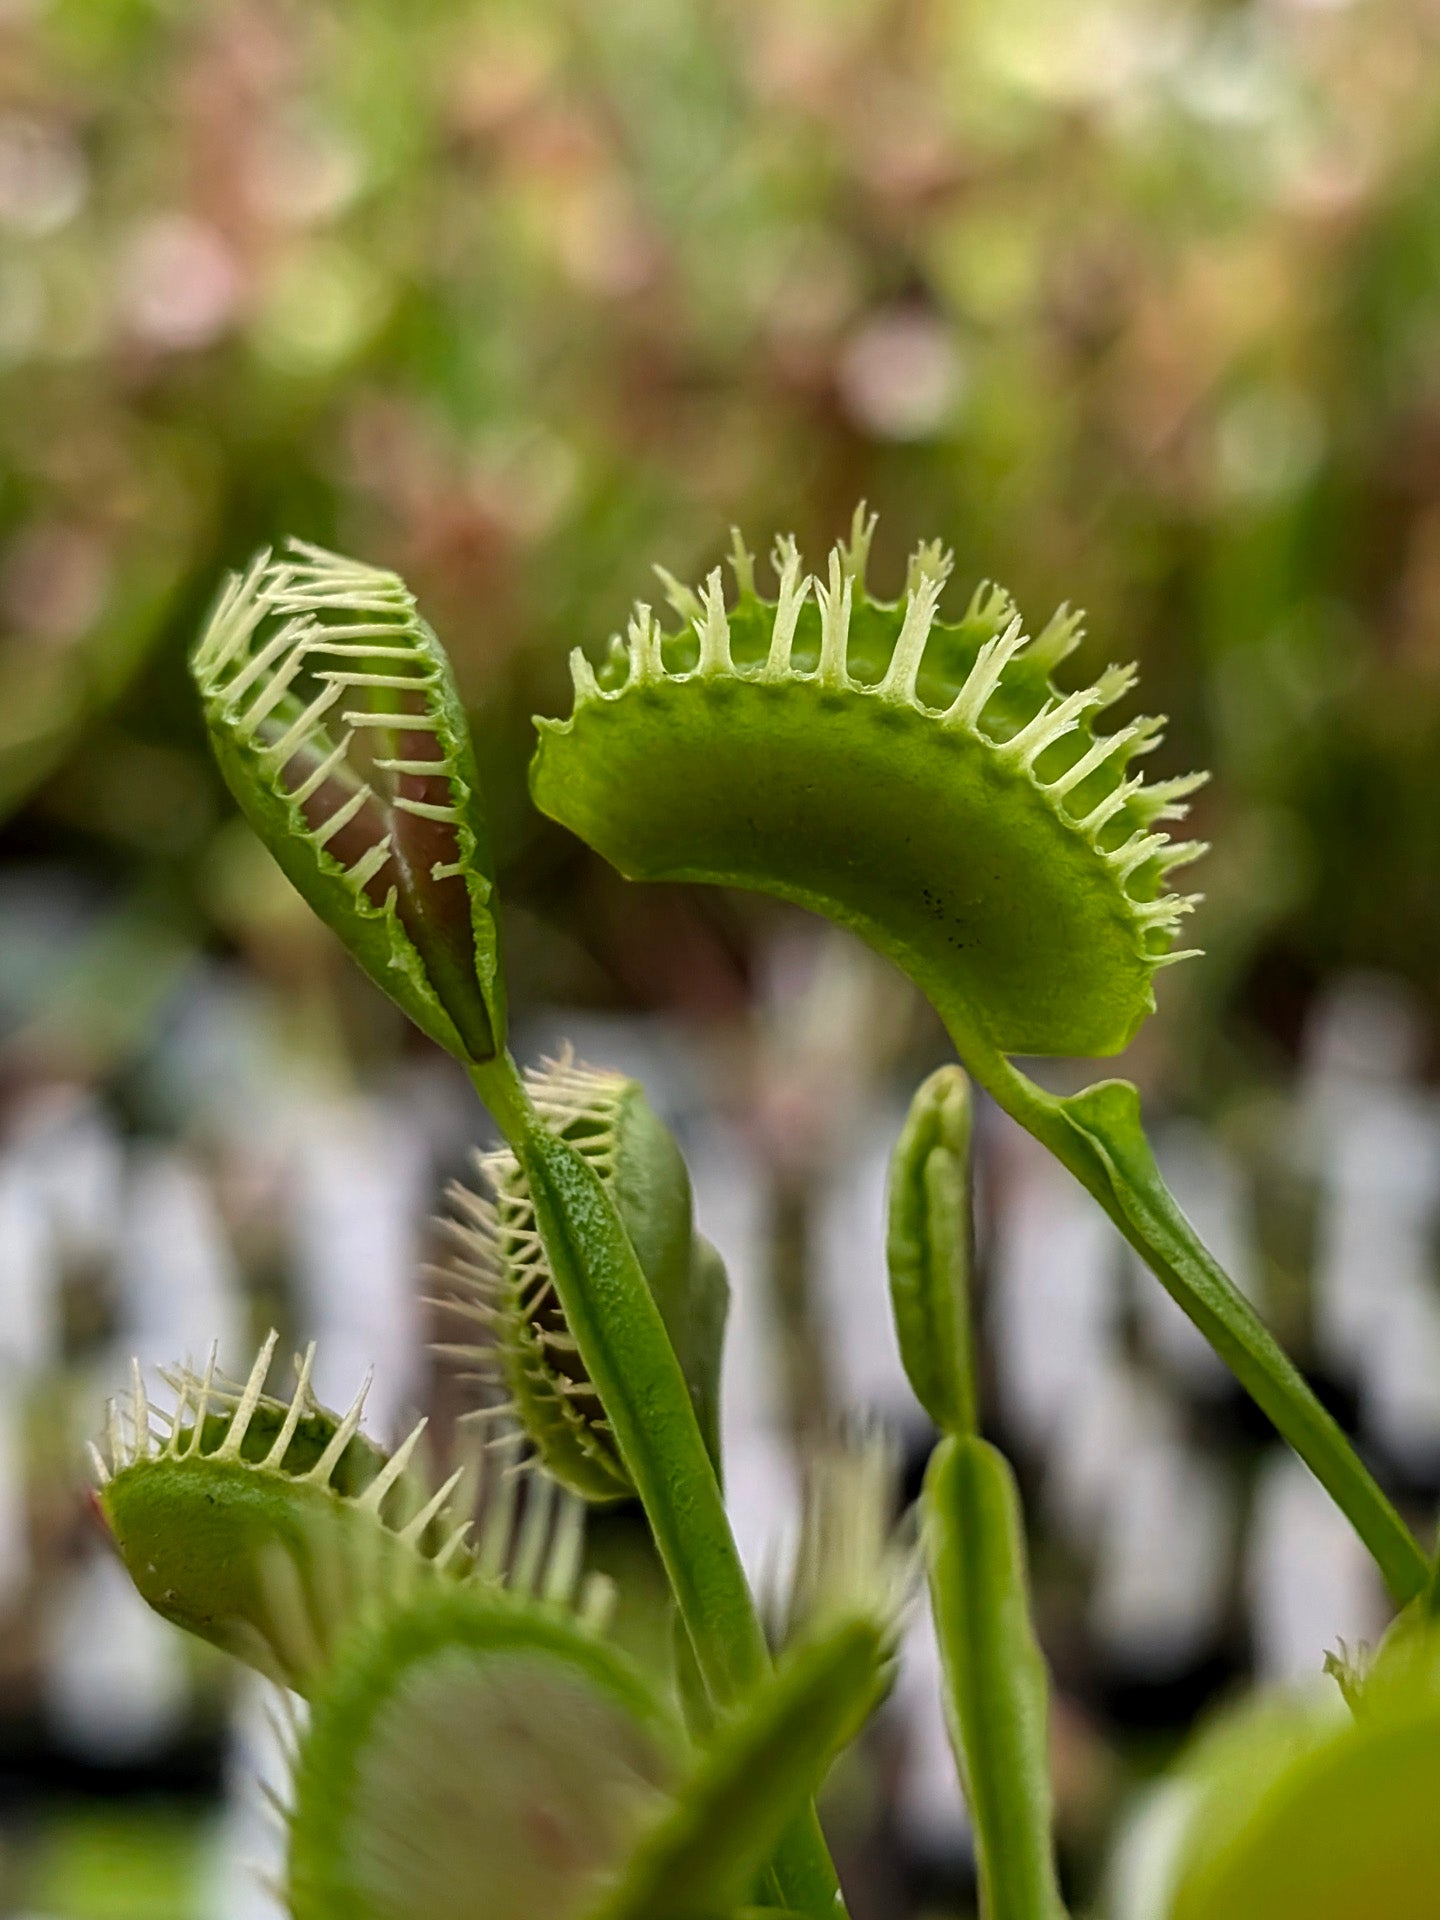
[94,1331,473,1562]
[564,509,1208,961]
[94,1333,615,1684]
[435,1054,635,1501]
[773,1429,916,1664]
[190,540,500,1062]
[192,543,472,902]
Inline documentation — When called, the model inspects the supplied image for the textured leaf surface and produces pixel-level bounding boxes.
[532,522,1206,1056]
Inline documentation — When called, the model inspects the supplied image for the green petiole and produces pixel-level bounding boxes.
[941,1015,1428,1608]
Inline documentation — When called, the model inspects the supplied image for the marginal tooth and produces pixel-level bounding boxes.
[569,647,601,705]
[942,614,1029,730]
[232,620,310,729]
[815,550,854,688]
[346,836,394,891]
[433,1519,474,1572]
[1111,830,1172,882]
[216,1331,280,1461]
[311,783,373,849]
[694,567,733,674]
[1133,769,1210,822]
[1027,603,1086,670]
[880,568,945,703]
[291,632,417,652]
[962,580,1015,640]
[264,681,347,767]
[905,539,953,597]
[626,603,664,683]
[284,535,395,578]
[578,1571,617,1634]
[358,1418,428,1514]
[511,1473,557,1594]
[1047,722,1144,799]
[164,1378,191,1457]
[130,1360,151,1462]
[87,1441,111,1487]
[652,565,703,624]
[1001,685,1104,770]
[1078,772,1146,835]
[262,1344,317,1469]
[193,553,271,681]
[840,502,879,592]
[476,1436,523,1578]
[289,734,353,807]
[314,668,435,693]
[448,1180,502,1233]
[106,1398,124,1474]
[185,1344,219,1457]
[1091,660,1138,711]
[392,796,460,823]
[1136,892,1201,927]
[344,708,441,731]
[727,527,757,600]
[763,536,810,682]
[1160,839,1209,875]
[398,1465,466,1547]
[543,1495,586,1604]
[304,1367,373,1485]
[1150,945,1204,968]
[220,621,305,707]
[554,1376,598,1398]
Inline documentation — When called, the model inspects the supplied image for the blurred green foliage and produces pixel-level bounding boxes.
[22,1806,206,1919]
[3,0,1439,1083]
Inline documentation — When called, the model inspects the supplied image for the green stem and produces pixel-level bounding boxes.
[469,1053,845,1917]
[889,1070,1065,1915]
[935,1014,1428,1608]
[925,1436,1067,1920]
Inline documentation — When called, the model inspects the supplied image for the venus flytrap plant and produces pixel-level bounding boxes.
[184,542,844,1915]
[436,1052,729,1500]
[98,518,1430,1917]
[99,1343,902,1917]
[192,542,505,1064]
[529,512,1427,1607]
[94,1332,494,1689]
[487,1098,844,1915]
